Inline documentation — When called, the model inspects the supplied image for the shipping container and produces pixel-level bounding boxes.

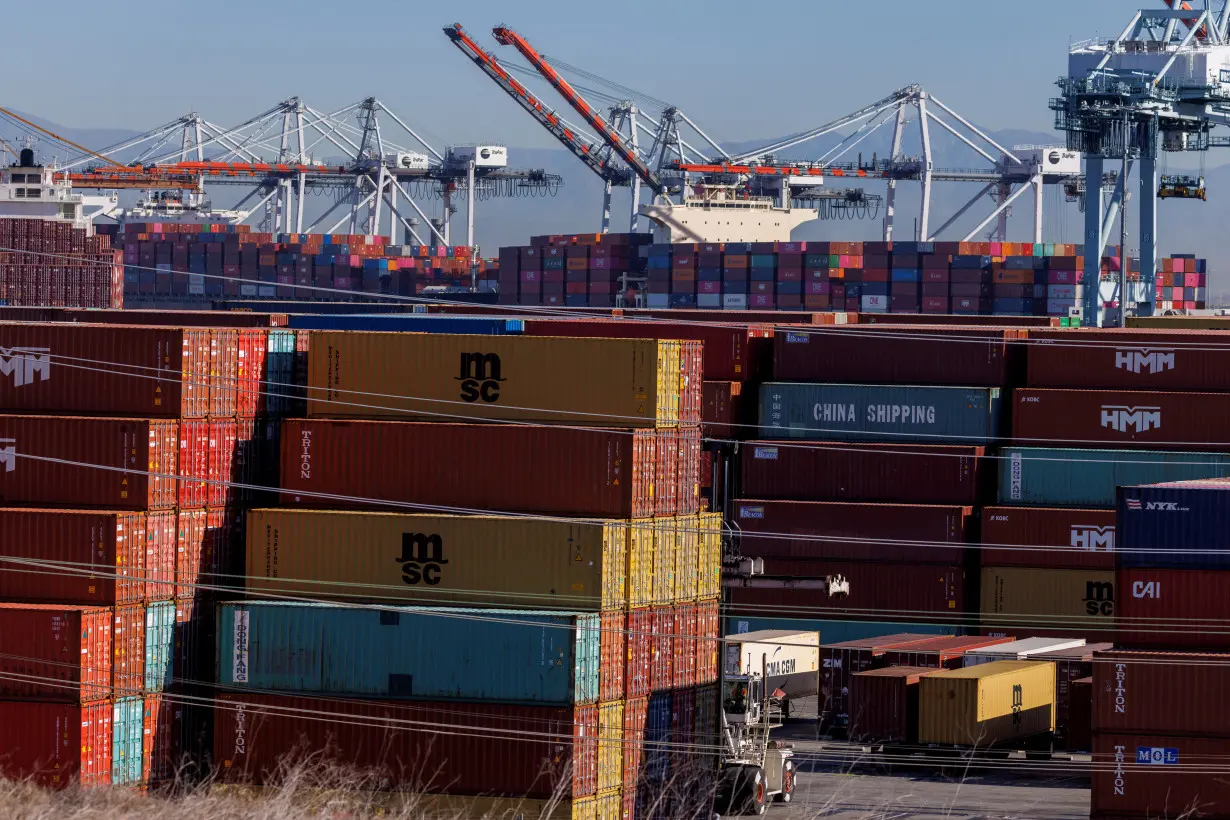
[279,420,657,519]
[1067,676,1092,751]
[245,509,626,611]
[1119,479,1230,569]
[1115,567,1230,648]
[996,447,1230,507]
[701,381,747,439]
[760,383,1002,444]
[216,602,601,704]
[723,630,819,701]
[214,693,599,799]
[1026,328,1230,392]
[599,611,625,702]
[817,634,945,727]
[917,661,1055,746]
[144,600,175,694]
[0,701,112,787]
[406,795,599,820]
[740,441,987,505]
[980,506,1116,570]
[980,567,1116,633]
[848,667,939,743]
[731,499,971,563]
[113,604,145,697]
[1033,643,1111,746]
[286,314,525,335]
[772,326,1024,387]
[0,604,112,702]
[1092,733,1230,819]
[305,331,688,426]
[963,637,1087,666]
[731,563,966,622]
[112,696,144,785]
[1013,388,1230,451]
[882,636,1016,669]
[1092,649,1230,737]
[625,610,652,699]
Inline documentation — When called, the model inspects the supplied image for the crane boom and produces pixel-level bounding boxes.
[445,24,632,187]
[491,25,666,195]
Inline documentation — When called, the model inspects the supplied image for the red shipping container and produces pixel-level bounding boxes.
[208,418,239,508]
[654,429,679,516]
[980,506,1116,570]
[600,610,626,702]
[623,695,647,793]
[209,329,239,417]
[235,328,267,418]
[113,603,146,696]
[0,324,210,417]
[1024,328,1230,392]
[731,562,965,619]
[144,509,177,602]
[1117,567,1230,649]
[0,701,112,788]
[702,381,746,439]
[881,635,1016,668]
[1039,643,1111,746]
[178,420,210,508]
[818,634,941,727]
[0,603,112,702]
[1092,649,1230,737]
[143,693,175,786]
[848,666,939,743]
[696,600,720,684]
[676,425,702,516]
[1012,388,1230,451]
[731,498,972,563]
[740,440,986,505]
[1091,733,1230,819]
[214,693,599,798]
[626,609,652,699]
[649,605,675,693]
[673,603,698,688]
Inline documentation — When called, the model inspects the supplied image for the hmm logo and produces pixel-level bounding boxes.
[1100,405,1161,434]
[1072,526,1115,552]
[456,352,505,403]
[1114,347,1175,375]
[1083,580,1115,617]
[0,438,14,473]
[397,532,449,585]
[1011,684,1023,730]
[1132,580,1161,599]
[0,347,50,387]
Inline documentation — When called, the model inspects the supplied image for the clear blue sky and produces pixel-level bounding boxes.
[5,0,1144,148]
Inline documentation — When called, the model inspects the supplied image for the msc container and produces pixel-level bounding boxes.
[848,667,939,743]
[0,701,112,787]
[216,602,601,704]
[1115,567,1230,649]
[818,634,942,727]
[144,600,175,694]
[772,326,1024,387]
[280,420,657,519]
[1026,328,1230,392]
[1119,479,1230,569]
[214,693,600,799]
[917,661,1055,747]
[245,509,627,611]
[0,323,210,417]
[723,630,819,701]
[730,499,972,563]
[1012,388,1230,451]
[112,696,144,786]
[0,604,112,702]
[980,567,1116,633]
[882,636,1016,669]
[980,506,1116,570]
[996,447,1230,507]
[740,441,987,505]
[304,331,688,426]
[963,637,1087,666]
[760,383,1002,444]
[1092,650,1230,737]
[1091,733,1230,819]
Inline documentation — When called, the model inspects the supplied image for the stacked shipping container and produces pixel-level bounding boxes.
[0,217,124,307]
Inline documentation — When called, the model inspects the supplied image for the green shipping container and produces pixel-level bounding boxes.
[112,696,144,785]
[144,601,176,693]
[998,447,1230,507]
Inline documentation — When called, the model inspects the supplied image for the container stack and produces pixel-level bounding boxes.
[0,218,124,307]
[496,232,650,307]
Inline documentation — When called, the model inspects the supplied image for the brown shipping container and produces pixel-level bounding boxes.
[4,307,288,328]
[280,419,656,519]
[1092,733,1230,819]
[0,701,112,788]
[214,693,599,799]
[0,604,112,702]
[1093,650,1230,737]
[917,661,1055,746]
[740,441,987,505]
[731,563,965,619]
[1116,567,1230,649]
[848,666,939,743]
[980,506,1116,570]
[980,567,1117,634]
[304,331,686,426]
[701,381,748,439]
[245,509,627,611]
[1012,388,1230,451]
[0,323,210,417]
[731,499,972,563]
[1067,676,1092,752]
[819,634,941,726]
[1026,328,1230,392]
[1037,643,1111,745]
[626,609,652,699]
[882,636,1016,669]
[772,326,1025,387]
[0,416,179,509]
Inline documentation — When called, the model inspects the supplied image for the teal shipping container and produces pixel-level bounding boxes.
[998,447,1230,507]
[759,383,1002,444]
[724,616,955,644]
[144,601,175,693]
[112,696,144,785]
[264,328,302,417]
[216,602,601,704]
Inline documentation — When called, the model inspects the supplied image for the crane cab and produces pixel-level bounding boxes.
[1158,174,1207,201]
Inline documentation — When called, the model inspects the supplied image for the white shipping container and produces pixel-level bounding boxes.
[723,293,749,309]
[724,629,820,699]
[860,294,888,312]
[697,293,722,308]
[646,294,670,309]
[1047,285,1079,300]
[964,637,1086,667]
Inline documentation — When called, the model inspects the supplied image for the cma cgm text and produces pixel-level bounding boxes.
[813,404,937,424]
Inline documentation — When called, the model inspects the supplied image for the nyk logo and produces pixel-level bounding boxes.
[1127,499,1185,512]
[396,532,449,585]
[1083,580,1115,616]
[1114,347,1175,374]
[1100,405,1162,434]
[0,347,50,387]
[0,438,14,473]
[456,352,505,403]
[1071,526,1115,552]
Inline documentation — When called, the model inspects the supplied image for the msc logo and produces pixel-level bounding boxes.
[456,352,505,403]
[1072,526,1115,552]
[1011,684,1023,730]
[1131,580,1161,599]
[1083,580,1115,617]
[1114,347,1175,375]
[0,438,14,473]
[0,347,50,387]
[1100,405,1162,434]
[396,532,449,585]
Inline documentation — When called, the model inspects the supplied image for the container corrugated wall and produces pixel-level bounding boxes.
[1119,481,1230,568]
[143,601,176,694]
[980,567,1116,633]
[112,696,144,786]
[0,604,112,701]
[0,701,112,788]
[918,661,1055,746]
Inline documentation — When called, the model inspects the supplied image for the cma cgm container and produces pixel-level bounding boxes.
[730,499,972,563]
[1091,733,1230,819]
[1092,650,1230,737]
[305,331,689,426]
[918,661,1055,747]
[1115,567,1230,648]
[0,701,113,787]
[0,604,112,702]
[740,441,987,505]
[0,416,179,509]
[1013,388,1230,450]
[848,667,939,743]
[217,602,601,704]
[772,327,1024,387]
[214,693,599,799]
[723,630,819,701]
[245,509,627,610]
[1026,328,1230,392]
[980,506,1116,570]
[1118,479,1230,568]
[980,567,1116,634]
[281,420,656,519]
[759,383,1002,444]
[996,447,1230,507]
[0,324,211,417]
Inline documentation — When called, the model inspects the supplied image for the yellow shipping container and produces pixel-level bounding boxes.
[980,566,1115,630]
[651,518,678,605]
[594,790,622,820]
[918,660,1056,747]
[305,331,681,426]
[673,516,699,602]
[625,520,655,609]
[597,701,625,793]
[245,509,626,610]
[697,512,723,599]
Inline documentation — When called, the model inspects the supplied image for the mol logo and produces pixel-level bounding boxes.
[456,352,505,403]
[1132,580,1161,599]
[1114,347,1176,375]
[1083,580,1115,617]
[396,532,449,585]
[1100,406,1162,434]
[0,347,50,387]
[1072,526,1115,552]
[0,438,14,473]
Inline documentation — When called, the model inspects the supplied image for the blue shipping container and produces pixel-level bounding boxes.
[723,616,954,643]
[997,447,1230,507]
[144,601,175,693]
[1119,480,1230,568]
[285,315,524,334]
[216,602,601,704]
[643,692,673,783]
[759,383,1003,444]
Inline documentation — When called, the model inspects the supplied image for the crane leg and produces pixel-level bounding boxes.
[1083,156,1105,327]
[1138,154,1158,317]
